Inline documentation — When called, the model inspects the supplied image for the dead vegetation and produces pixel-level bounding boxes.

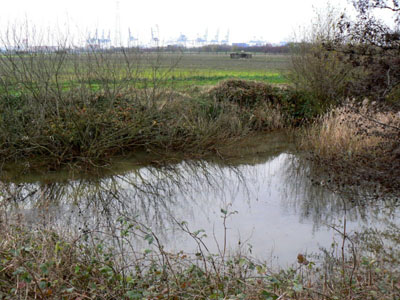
[302,100,400,191]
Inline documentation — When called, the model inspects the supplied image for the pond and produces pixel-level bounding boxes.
[1,132,399,268]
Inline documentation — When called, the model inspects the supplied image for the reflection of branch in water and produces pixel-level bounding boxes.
[277,154,342,230]
[280,154,399,230]
[0,160,259,271]
[0,160,253,240]
[2,144,399,270]
[2,150,398,245]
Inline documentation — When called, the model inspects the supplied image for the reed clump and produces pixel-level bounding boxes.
[303,102,400,158]
[301,101,400,189]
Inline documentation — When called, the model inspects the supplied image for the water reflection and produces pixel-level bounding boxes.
[1,135,399,266]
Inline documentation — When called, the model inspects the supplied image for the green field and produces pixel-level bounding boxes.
[0,52,290,92]
[167,52,290,71]
[163,69,287,87]
[143,52,290,86]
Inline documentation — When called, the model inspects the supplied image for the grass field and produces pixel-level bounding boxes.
[167,69,287,87]
[168,52,290,71]
[143,52,290,86]
[0,51,290,92]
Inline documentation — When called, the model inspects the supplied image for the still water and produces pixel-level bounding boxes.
[1,133,398,267]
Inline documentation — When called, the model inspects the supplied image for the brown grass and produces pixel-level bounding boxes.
[302,101,400,159]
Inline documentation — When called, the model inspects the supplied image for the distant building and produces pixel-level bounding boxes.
[248,40,265,47]
[232,43,249,48]
[30,46,59,53]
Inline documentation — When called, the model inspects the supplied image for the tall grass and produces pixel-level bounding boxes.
[303,102,400,159]
[300,101,400,191]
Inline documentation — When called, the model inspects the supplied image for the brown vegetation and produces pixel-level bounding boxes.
[301,101,400,190]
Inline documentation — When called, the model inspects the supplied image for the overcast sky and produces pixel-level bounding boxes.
[0,0,385,46]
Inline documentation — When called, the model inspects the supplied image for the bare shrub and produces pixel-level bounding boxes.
[288,4,353,105]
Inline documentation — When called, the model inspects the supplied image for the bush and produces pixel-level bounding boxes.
[279,88,326,125]
[288,42,353,104]
[209,79,281,108]
[287,4,354,107]
[208,79,329,126]
[335,0,400,104]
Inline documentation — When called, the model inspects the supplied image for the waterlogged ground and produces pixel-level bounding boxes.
[1,133,399,267]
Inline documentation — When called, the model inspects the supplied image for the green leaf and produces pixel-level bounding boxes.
[40,263,49,275]
[39,281,47,290]
[261,290,278,300]
[21,273,32,283]
[209,293,218,299]
[292,283,303,292]
[256,265,266,274]
[193,229,205,237]
[144,234,154,245]
[54,241,62,255]
[22,246,32,253]
[126,276,134,284]
[74,265,80,274]
[100,266,113,274]
[239,258,247,266]
[125,290,142,299]
[12,267,26,275]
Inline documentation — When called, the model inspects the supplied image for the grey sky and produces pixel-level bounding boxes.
[0,0,380,46]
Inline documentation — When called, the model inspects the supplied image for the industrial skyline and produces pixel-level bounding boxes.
[1,0,352,46]
[85,26,277,48]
